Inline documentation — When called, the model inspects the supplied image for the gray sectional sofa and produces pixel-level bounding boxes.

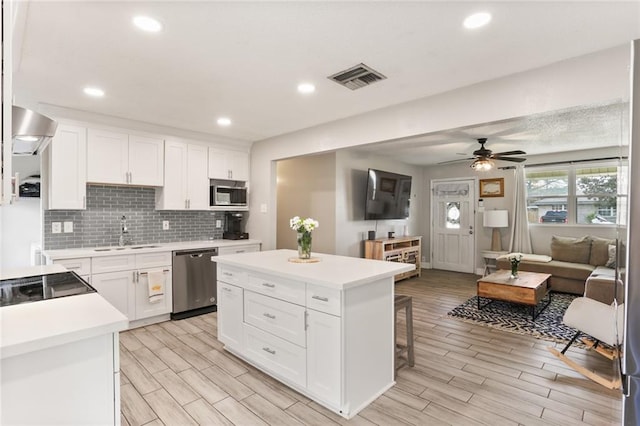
[496,235,622,304]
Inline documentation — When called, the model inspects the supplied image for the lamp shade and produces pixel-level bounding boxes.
[483,210,509,228]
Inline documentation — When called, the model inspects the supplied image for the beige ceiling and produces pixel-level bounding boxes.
[13,1,640,161]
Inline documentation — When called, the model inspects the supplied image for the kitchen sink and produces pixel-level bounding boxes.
[94,245,160,252]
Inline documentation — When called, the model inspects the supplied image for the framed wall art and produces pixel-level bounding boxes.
[479,178,504,198]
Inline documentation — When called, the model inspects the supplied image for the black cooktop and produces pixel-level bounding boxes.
[0,271,96,307]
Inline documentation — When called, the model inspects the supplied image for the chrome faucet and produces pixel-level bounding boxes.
[118,215,132,246]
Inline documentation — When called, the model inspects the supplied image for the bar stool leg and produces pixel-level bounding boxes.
[406,299,415,367]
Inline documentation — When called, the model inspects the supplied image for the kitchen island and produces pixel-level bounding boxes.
[1,265,128,425]
[215,249,414,419]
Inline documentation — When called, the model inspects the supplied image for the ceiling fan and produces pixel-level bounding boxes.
[439,138,527,171]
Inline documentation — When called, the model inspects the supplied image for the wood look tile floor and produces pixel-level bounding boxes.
[119,270,622,426]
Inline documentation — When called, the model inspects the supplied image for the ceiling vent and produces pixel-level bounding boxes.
[328,63,386,90]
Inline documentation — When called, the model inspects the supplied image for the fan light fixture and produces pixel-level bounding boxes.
[471,158,494,171]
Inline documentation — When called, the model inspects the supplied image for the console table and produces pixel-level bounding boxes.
[364,236,421,281]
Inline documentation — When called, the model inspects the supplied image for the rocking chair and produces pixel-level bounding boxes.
[547,296,624,389]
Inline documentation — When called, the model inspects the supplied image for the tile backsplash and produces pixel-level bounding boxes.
[44,185,227,249]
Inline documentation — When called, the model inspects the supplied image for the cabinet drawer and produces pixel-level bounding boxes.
[92,255,136,274]
[247,273,305,305]
[244,291,306,347]
[218,265,248,286]
[53,257,91,276]
[306,284,341,316]
[218,244,260,255]
[136,252,171,268]
[243,323,306,388]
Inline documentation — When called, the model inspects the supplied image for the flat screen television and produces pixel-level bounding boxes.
[364,168,412,220]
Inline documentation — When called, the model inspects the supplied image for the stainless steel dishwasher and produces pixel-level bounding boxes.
[172,247,218,320]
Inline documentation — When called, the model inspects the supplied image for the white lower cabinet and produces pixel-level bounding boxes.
[90,252,172,326]
[217,262,395,419]
[243,323,307,387]
[91,270,134,318]
[306,309,341,405]
[218,243,261,255]
[217,266,343,414]
[217,282,243,349]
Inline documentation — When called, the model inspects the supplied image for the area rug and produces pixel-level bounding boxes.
[447,292,580,344]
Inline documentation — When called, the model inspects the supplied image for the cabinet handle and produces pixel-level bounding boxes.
[133,271,137,282]
[66,265,81,270]
[223,272,233,276]
[139,269,170,275]
[185,199,188,209]
[83,196,86,209]
[262,283,275,288]
[263,313,276,320]
[262,347,275,355]
[222,287,232,292]
[311,295,329,302]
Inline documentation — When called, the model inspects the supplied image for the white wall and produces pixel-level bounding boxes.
[334,150,423,258]
[248,45,631,251]
[1,155,42,270]
[276,153,336,254]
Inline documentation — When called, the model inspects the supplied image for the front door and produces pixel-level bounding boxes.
[431,178,476,273]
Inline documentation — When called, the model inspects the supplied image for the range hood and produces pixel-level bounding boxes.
[12,106,58,155]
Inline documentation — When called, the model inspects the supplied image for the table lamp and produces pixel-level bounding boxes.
[483,210,509,251]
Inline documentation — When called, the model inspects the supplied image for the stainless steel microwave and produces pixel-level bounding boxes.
[210,185,247,206]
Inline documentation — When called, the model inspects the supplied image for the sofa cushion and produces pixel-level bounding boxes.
[496,258,595,281]
[589,236,616,266]
[606,244,617,268]
[550,235,591,264]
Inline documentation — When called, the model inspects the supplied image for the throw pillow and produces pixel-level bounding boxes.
[550,235,592,264]
[606,244,617,268]
[589,236,616,266]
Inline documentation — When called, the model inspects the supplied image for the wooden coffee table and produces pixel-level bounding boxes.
[477,270,552,320]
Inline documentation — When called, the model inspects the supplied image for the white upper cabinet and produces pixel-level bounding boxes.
[187,144,210,210]
[156,140,209,210]
[87,129,164,186]
[42,125,87,210]
[128,135,165,186]
[208,148,249,181]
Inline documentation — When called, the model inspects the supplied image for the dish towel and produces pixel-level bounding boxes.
[147,270,165,304]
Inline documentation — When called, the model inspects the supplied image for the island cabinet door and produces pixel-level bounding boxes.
[218,282,243,349]
[306,309,341,407]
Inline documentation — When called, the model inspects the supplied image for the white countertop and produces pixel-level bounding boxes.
[215,249,414,289]
[1,292,128,359]
[1,264,67,280]
[1,266,128,359]
[43,239,262,260]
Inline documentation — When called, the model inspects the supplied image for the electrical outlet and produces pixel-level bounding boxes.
[52,222,62,234]
[63,221,73,233]
[215,220,222,228]
[162,220,170,230]
[260,203,267,213]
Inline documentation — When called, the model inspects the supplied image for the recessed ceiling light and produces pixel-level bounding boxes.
[297,83,316,94]
[463,12,492,29]
[217,117,232,127]
[83,87,105,97]
[133,16,162,33]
